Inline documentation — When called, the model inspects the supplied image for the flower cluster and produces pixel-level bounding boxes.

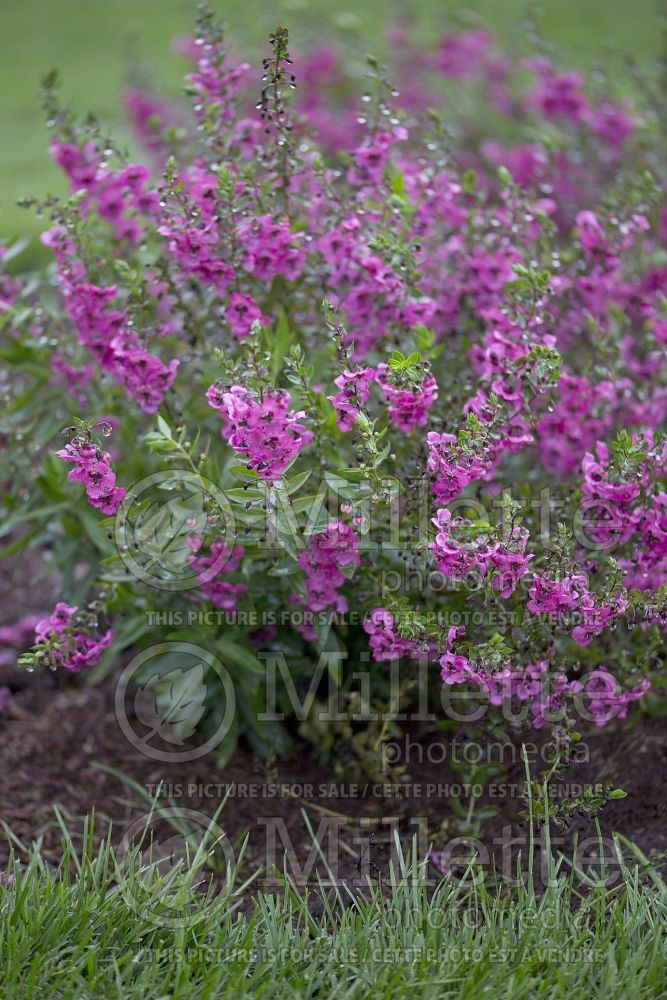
[439,626,490,687]
[375,363,438,432]
[430,509,532,597]
[207,384,313,481]
[527,572,628,646]
[42,227,179,413]
[189,540,247,611]
[537,375,615,477]
[225,293,271,340]
[486,660,582,730]
[32,603,114,672]
[440,641,649,730]
[581,667,650,727]
[427,431,494,504]
[297,520,361,621]
[363,608,423,663]
[328,368,375,432]
[56,436,126,515]
[237,215,305,281]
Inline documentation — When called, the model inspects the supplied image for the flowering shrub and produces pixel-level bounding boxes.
[3,8,666,809]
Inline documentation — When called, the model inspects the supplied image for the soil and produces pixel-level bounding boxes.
[1,658,665,899]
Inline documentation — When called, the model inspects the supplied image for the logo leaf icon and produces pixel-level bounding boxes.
[134,663,207,746]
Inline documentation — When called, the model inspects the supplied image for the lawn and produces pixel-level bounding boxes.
[0,0,661,244]
[2,811,666,999]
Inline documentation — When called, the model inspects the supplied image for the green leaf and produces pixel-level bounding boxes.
[157,415,173,439]
[218,638,265,676]
[231,465,261,483]
[285,469,312,494]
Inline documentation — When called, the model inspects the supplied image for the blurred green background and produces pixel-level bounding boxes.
[1,0,660,247]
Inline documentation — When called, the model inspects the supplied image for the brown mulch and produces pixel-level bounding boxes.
[1,660,666,895]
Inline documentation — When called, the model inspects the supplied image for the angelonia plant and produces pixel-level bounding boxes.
[2,6,666,811]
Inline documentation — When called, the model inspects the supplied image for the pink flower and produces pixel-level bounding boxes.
[576,211,607,254]
[526,574,585,617]
[439,627,488,686]
[582,667,649,726]
[427,432,491,504]
[34,603,114,672]
[328,367,375,431]
[375,364,438,432]
[225,292,270,339]
[364,608,421,662]
[437,30,492,79]
[56,440,126,515]
[208,384,313,481]
[351,129,406,186]
[41,230,179,413]
[298,521,361,614]
[189,541,247,610]
[237,215,305,282]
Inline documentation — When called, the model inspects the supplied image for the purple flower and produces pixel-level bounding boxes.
[208,384,313,482]
[57,441,126,515]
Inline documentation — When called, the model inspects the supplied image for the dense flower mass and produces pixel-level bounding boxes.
[5,10,666,771]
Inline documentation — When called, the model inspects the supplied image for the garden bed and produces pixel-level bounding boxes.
[2,663,665,885]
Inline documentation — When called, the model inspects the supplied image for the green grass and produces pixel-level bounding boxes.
[0,0,661,246]
[1,806,666,998]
